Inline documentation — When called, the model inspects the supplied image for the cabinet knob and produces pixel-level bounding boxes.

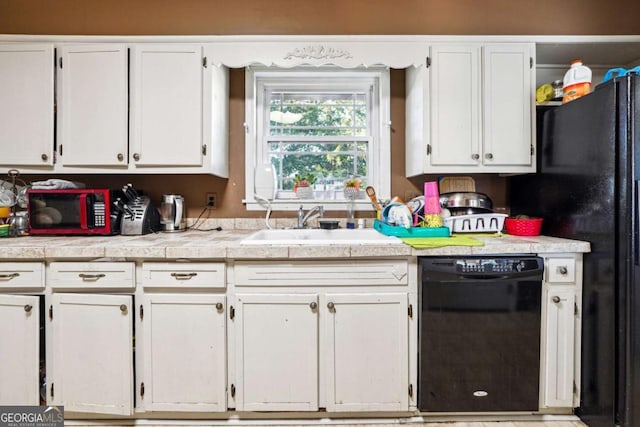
[41,153,48,161]
[24,304,32,313]
[327,302,335,310]
[117,153,124,161]
[120,304,128,314]
[557,266,568,275]
[471,153,480,160]
[552,296,561,304]
[485,153,494,160]
[215,302,223,311]
[133,153,141,161]
[309,302,317,310]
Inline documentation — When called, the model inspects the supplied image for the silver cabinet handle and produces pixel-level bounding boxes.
[0,273,19,281]
[24,304,32,313]
[327,302,335,310]
[117,153,124,161]
[120,304,128,314]
[78,273,106,281]
[557,266,568,275]
[170,272,197,280]
[552,296,561,304]
[485,153,493,160]
[471,153,480,160]
[133,153,140,161]
[310,302,317,310]
[41,153,48,161]
[215,302,223,311]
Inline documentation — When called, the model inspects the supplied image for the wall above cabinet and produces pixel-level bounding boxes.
[536,41,640,67]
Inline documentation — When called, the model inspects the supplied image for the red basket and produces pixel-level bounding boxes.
[504,217,543,236]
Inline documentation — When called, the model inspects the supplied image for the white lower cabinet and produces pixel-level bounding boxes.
[323,293,409,412]
[540,255,581,409]
[231,260,413,413]
[234,293,319,411]
[141,293,227,412]
[49,293,133,415]
[0,295,40,405]
[541,285,577,408]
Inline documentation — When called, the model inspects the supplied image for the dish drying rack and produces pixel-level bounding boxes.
[443,213,507,233]
[1,169,27,214]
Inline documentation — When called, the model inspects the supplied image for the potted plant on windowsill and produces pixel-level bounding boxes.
[294,174,316,199]
[343,177,361,200]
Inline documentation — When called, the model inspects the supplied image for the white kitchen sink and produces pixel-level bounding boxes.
[240,228,402,245]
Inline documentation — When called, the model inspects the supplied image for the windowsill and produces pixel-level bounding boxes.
[245,198,376,212]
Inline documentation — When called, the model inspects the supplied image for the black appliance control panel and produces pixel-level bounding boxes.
[422,256,544,277]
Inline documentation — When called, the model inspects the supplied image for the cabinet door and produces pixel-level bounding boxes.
[58,44,128,167]
[130,44,203,167]
[0,295,40,405]
[483,43,534,168]
[234,293,318,411]
[0,44,54,167]
[541,286,576,408]
[142,294,226,412]
[405,64,430,177]
[323,293,409,412]
[429,44,481,167]
[49,293,133,415]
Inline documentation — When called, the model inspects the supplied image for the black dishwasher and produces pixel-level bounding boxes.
[418,256,543,412]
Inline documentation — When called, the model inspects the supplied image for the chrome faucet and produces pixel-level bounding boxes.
[297,205,324,229]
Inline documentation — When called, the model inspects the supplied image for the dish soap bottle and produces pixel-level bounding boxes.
[562,59,592,104]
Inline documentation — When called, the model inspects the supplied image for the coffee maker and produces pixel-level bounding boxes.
[160,194,186,232]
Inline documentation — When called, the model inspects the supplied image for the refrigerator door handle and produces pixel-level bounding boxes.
[631,180,640,266]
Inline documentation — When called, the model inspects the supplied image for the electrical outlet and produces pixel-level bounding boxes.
[206,192,217,209]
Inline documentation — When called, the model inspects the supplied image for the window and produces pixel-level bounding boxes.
[245,67,390,211]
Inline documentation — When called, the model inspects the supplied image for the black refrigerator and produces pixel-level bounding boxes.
[510,73,640,427]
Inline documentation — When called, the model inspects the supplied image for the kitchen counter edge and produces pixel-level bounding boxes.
[0,230,591,260]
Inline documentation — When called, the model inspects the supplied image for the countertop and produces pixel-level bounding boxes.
[0,229,591,260]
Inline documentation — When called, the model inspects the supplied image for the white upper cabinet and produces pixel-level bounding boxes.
[406,42,535,175]
[429,44,482,168]
[57,44,129,167]
[0,44,54,168]
[130,44,204,168]
[483,44,534,167]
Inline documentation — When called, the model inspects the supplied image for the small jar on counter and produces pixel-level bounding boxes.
[552,80,563,101]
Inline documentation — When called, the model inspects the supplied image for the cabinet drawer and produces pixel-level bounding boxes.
[142,262,225,288]
[0,262,44,289]
[546,258,576,283]
[235,260,408,287]
[49,262,135,289]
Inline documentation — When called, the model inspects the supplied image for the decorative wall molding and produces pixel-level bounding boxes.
[283,45,353,61]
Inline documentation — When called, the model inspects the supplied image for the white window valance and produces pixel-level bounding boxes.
[206,39,428,69]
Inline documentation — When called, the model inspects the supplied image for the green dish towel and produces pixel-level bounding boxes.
[401,235,484,249]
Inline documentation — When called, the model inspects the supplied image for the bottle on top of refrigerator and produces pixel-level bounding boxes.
[562,59,592,104]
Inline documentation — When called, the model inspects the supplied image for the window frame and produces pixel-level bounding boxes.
[244,66,391,211]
